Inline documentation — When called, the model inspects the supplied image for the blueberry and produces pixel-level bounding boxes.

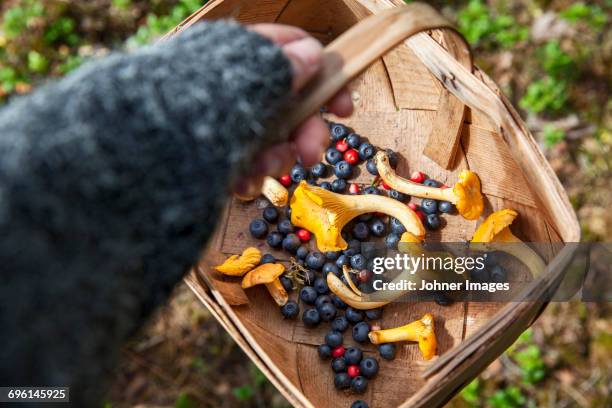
[334,161,353,179]
[434,292,453,306]
[369,218,387,237]
[325,330,343,348]
[282,234,301,253]
[330,123,349,141]
[299,286,318,304]
[266,231,283,248]
[344,347,363,365]
[261,253,276,264]
[311,162,328,178]
[389,189,406,201]
[345,307,364,324]
[346,133,361,148]
[326,251,341,260]
[358,142,375,160]
[421,198,438,214]
[278,219,294,234]
[315,294,332,309]
[331,316,349,332]
[425,213,441,230]
[302,269,316,286]
[332,295,348,310]
[331,178,347,193]
[438,200,455,214]
[352,222,370,241]
[322,262,340,278]
[319,181,332,191]
[351,400,369,408]
[280,300,299,319]
[389,217,406,234]
[280,276,293,292]
[302,308,320,327]
[306,251,325,270]
[249,219,268,239]
[343,239,361,256]
[483,252,498,266]
[359,357,379,379]
[350,376,368,394]
[336,254,350,269]
[366,159,378,176]
[296,245,309,259]
[365,308,382,320]
[263,207,279,223]
[378,343,396,360]
[490,265,507,282]
[314,277,329,294]
[318,344,332,359]
[385,149,399,168]
[352,321,370,343]
[385,233,400,249]
[470,266,489,282]
[325,148,342,165]
[334,372,351,390]
[363,186,380,195]
[332,358,347,373]
[350,254,367,270]
[423,178,440,187]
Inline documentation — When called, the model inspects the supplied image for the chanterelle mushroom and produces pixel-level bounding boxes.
[236,176,288,207]
[290,181,425,252]
[368,313,437,360]
[471,209,546,278]
[374,152,484,220]
[241,263,288,306]
[215,247,261,276]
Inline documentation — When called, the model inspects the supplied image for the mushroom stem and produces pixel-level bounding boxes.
[342,265,362,296]
[265,279,289,306]
[235,176,288,207]
[327,273,390,310]
[374,152,484,220]
[368,313,437,360]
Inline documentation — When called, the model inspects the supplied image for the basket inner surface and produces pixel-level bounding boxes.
[191,1,565,407]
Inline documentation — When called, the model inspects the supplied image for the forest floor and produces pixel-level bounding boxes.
[1,1,610,407]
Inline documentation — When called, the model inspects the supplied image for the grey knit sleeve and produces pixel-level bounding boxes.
[0,21,292,406]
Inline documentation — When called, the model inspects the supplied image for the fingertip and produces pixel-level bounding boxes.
[327,88,354,117]
[293,116,329,166]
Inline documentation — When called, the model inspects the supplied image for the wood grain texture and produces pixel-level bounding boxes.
[169,1,581,407]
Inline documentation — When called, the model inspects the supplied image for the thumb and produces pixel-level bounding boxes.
[282,37,323,92]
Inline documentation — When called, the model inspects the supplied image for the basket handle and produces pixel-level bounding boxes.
[282,2,472,168]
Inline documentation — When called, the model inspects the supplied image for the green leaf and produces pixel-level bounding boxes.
[460,379,480,405]
[174,392,196,408]
[28,50,49,73]
[232,385,254,401]
[519,77,569,114]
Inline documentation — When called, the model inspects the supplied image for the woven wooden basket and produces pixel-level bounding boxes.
[167,1,580,407]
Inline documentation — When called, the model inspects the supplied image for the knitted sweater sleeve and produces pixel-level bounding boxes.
[0,21,292,406]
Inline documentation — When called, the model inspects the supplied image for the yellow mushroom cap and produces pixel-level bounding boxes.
[241,263,285,288]
[453,170,484,221]
[471,209,518,243]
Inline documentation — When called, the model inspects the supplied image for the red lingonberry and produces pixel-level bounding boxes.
[347,365,360,378]
[279,174,292,187]
[349,183,360,194]
[332,346,345,358]
[409,171,425,183]
[335,139,349,153]
[296,229,311,242]
[344,149,359,165]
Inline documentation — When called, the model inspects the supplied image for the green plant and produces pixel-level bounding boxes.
[457,0,528,49]
[460,379,480,406]
[487,386,526,408]
[542,125,566,147]
[44,16,79,46]
[231,385,254,402]
[540,41,574,79]
[174,392,196,408]
[507,329,547,384]
[127,0,204,47]
[560,2,608,30]
[0,67,20,93]
[519,77,568,114]
[112,0,132,10]
[2,0,45,39]
[27,50,49,73]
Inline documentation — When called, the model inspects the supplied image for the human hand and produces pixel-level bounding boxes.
[234,24,353,197]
